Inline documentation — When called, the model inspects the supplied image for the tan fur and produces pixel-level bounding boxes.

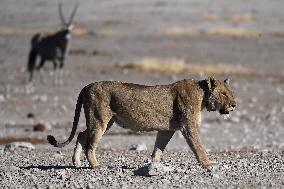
[48,76,236,169]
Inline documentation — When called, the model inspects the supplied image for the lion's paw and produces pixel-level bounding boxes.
[202,160,218,172]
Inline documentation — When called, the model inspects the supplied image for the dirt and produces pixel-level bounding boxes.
[0,0,284,188]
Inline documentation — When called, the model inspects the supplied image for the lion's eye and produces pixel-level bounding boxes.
[221,92,227,97]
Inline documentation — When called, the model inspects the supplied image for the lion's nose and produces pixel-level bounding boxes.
[231,104,236,108]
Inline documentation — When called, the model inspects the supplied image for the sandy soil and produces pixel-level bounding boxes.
[0,0,284,188]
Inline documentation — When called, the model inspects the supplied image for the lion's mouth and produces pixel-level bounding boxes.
[219,108,229,115]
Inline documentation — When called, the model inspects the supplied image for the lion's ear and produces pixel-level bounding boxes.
[207,76,217,91]
[224,78,230,85]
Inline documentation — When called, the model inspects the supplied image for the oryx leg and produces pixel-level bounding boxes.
[26,72,35,93]
[36,58,46,84]
[52,60,59,85]
[58,59,65,85]
[28,69,34,84]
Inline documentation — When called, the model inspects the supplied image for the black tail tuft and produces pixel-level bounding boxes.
[46,89,84,149]
[47,135,57,146]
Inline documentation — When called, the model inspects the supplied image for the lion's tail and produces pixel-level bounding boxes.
[47,89,84,148]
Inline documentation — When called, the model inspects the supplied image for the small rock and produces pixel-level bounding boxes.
[249,97,258,103]
[92,50,99,56]
[6,121,16,126]
[129,143,147,151]
[41,121,53,130]
[58,170,66,180]
[0,147,5,155]
[0,94,5,102]
[24,83,35,94]
[276,88,284,95]
[33,95,48,103]
[53,153,64,159]
[223,164,230,169]
[60,105,68,112]
[87,183,95,189]
[122,69,129,75]
[170,75,178,81]
[147,162,173,176]
[223,114,230,120]
[5,142,35,151]
[121,184,128,189]
[212,173,220,179]
[9,165,20,171]
[27,112,35,119]
[230,116,240,123]
[5,85,11,99]
[33,123,45,132]
[173,175,180,180]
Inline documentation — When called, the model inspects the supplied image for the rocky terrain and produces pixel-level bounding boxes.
[1,147,283,188]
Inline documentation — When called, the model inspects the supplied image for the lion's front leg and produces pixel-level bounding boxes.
[181,119,212,170]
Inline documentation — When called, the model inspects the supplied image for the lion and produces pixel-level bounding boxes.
[47,76,236,170]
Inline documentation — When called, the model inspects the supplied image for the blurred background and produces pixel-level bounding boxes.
[0,0,283,152]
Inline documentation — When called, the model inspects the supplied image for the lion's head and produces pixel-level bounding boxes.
[205,76,236,115]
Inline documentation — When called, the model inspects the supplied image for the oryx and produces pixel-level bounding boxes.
[27,2,79,84]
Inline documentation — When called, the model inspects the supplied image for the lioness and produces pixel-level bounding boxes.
[47,76,236,169]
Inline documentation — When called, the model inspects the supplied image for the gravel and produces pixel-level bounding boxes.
[0,148,283,188]
[129,143,148,151]
[4,142,35,151]
[146,162,173,176]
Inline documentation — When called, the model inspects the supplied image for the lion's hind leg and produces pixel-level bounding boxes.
[84,104,113,168]
[72,130,87,167]
[151,131,175,163]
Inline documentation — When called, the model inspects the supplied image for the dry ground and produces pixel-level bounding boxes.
[0,0,284,188]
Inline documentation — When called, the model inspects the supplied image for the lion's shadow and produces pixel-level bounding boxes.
[20,165,91,170]
[20,164,150,176]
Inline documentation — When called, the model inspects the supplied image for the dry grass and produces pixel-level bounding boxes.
[161,26,262,37]
[206,27,260,37]
[203,13,219,21]
[202,13,254,25]
[0,136,47,145]
[0,27,91,36]
[72,27,92,36]
[160,26,196,36]
[0,26,128,37]
[230,14,255,25]
[95,29,126,37]
[116,57,252,76]
[0,26,281,38]
[69,48,88,56]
